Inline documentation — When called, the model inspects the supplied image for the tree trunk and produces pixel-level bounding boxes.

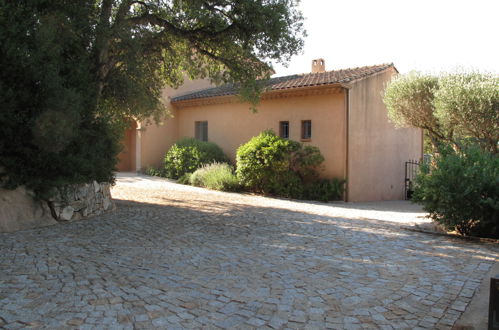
[94,0,114,101]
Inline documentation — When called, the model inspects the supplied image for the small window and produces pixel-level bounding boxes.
[301,120,312,140]
[279,121,289,139]
[195,121,208,141]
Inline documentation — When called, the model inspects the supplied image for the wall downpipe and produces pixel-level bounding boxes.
[344,87,350,202]
[135,121,143,172]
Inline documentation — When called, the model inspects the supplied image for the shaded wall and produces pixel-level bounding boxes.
[138,110,178,170]
[127,79,213,170]
[175,92,347,179]
[347,68,423,202]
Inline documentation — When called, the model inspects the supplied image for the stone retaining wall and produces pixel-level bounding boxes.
[47,182,115,222]
[0,181,114,233]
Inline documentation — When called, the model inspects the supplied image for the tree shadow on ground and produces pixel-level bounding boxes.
[108,196,498,261]
[1,195,498,329]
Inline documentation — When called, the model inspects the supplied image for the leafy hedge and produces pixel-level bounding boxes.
[163,138,228,179]
[156,132,346,202]
[303,178,346,202]
[236,130,344,201]
[413,145,498,238]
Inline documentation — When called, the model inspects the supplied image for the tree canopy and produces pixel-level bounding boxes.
[383,71,498,154]
[92,0,305,121]
[0,0,305,194]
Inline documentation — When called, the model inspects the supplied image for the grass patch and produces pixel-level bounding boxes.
[189,163,241,192]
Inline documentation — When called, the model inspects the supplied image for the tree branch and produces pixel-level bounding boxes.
[123,11,238,42]
[114,0,133,26]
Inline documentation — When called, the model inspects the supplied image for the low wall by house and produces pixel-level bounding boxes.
[47,181,114,221]
[0,181,114,233]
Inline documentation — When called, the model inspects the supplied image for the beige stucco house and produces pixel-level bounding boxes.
[117,60,422,202]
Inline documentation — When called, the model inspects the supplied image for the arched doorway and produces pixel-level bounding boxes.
[117,121,137,172]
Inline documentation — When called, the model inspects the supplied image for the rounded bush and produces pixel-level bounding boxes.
[163,138,228,179]
[413,145,499,238]
[236,130,329,199]
[236,131,299,194]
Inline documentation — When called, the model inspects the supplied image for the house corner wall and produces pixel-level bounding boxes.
[137,79,213,171]
[138,110,178,170]
[347,68,423,202]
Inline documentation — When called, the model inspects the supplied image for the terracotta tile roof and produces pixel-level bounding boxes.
[171,63,394,102]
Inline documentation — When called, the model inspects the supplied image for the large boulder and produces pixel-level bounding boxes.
[0,186,57,232]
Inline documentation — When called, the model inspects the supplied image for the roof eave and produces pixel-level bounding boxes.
[171,83,346,108]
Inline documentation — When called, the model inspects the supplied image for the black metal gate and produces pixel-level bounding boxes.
[405,160,420,200]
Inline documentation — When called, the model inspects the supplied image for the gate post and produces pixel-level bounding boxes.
[489,275,499,329]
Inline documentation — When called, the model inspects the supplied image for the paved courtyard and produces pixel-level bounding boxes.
[1,174,497,329]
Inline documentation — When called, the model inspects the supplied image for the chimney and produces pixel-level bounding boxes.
[311,58,326,73]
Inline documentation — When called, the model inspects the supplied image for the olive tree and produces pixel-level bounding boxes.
[383,71,498,153]
[435,72,498,154]
[383,72,445,151]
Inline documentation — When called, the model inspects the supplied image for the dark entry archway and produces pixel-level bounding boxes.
[117,121,137,172]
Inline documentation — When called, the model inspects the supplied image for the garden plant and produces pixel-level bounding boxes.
[163,138,228,179]
[385,70,499,238]
[413,145,498,238]
[236,130,344,201]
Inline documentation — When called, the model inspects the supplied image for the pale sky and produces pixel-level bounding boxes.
[272,0,499,76]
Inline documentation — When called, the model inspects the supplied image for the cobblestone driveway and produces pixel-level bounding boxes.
[1,174,497,329]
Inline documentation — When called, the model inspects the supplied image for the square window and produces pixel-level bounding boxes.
[301,120,312,140]
[195,121,208,141]
[279,121,289,139]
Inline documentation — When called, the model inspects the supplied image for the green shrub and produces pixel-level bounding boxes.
[272,171,304,199]
[163,138,228,179]
[412,145,498,238]
[177,173,192,185]
[188,168,204,187]
[189,163,241,192]
[290,145,325,183]
[144,166,165,177]
[303,178,346,202]
[236,130,299,194]
[164,144,201,179]
[236,130,335,200]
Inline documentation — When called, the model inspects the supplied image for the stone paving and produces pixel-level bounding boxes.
[1,174,497,329]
